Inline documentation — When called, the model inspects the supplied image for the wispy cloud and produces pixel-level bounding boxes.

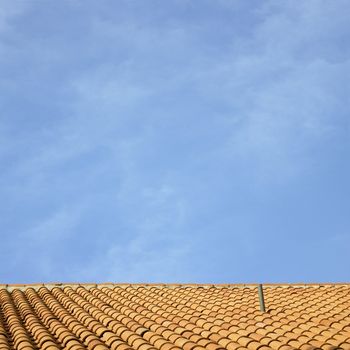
[0,1,349,283]
[6,205,84,282]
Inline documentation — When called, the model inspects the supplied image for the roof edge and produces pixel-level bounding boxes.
[1,282,350,292]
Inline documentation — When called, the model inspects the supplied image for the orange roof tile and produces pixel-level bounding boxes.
[0,284,349,349]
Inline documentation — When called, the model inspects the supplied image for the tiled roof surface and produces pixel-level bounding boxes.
[0,284,349,350]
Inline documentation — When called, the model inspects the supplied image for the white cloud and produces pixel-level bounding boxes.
[1,0,349,282]
[52,1,350,279]
[183,1,350,185]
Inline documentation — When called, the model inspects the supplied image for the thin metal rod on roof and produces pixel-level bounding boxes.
[258,284,266,312]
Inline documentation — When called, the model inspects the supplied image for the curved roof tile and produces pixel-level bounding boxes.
[0,284,349,349]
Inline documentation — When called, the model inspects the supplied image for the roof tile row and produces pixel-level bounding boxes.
[0,284,349,349]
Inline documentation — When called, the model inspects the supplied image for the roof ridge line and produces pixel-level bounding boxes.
[1,282,349,289]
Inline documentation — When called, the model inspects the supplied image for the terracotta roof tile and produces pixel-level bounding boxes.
[0,284,349,349]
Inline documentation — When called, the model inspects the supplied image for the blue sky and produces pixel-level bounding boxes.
[0,0,349,284]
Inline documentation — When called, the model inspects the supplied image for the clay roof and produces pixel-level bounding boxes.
[0,283,349,350]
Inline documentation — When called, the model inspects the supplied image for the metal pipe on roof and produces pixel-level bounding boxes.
[258,284,266,312]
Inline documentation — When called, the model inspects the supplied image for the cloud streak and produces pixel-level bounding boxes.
[0,0,349,283]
